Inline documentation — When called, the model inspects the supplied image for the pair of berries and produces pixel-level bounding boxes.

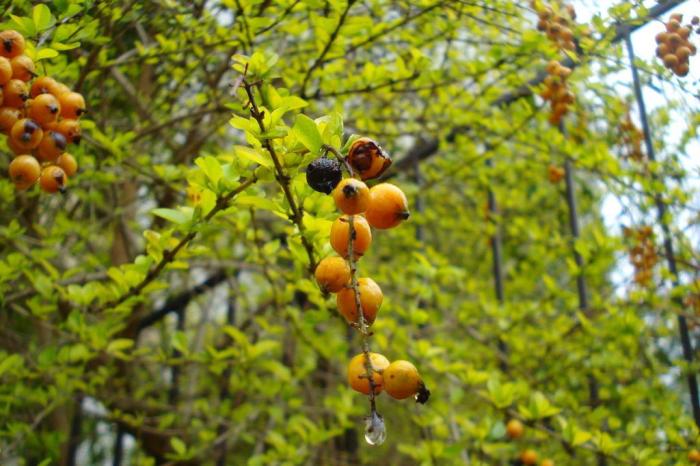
[1,29,85,193]
[347,354,430,403]
[306,137,392,194]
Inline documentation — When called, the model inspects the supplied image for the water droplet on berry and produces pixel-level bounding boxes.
[364,411,386,445]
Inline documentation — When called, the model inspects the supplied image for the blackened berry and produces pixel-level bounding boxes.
[306,157,342,194]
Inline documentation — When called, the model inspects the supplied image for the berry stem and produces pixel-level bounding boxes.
[322,144,354,177]
[347,214,378,414]
[242,79,317,274]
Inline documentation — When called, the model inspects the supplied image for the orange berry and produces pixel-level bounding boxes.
[347,352,389,395]
[8,154,40,190]
[506,419,524,439]
[36,131,68,162]
[56,153,78,177]
[383,360,428,402]
[0,106,22,133]
[540,460,555,466]
[332,178,370,215]
[336,277,383,325]
[6,134,25,154]
[678,27,691,40]
[347,137,392,180]
[27,93,61,126]
[39,165,67,193]
[10,118,43,151]
[314,256,351,293]
[0,56,11,85]
[10,55,34,82]
[520,449,538,465]
[365,183,410,229]
[663,54,679,68]
[3,79,28,108]
[675,62,690,77]
[30,76,59,98]
[689,449,700,463]
[676,46,691,61]
[58,92,86,119]
[0,30,26,58]
[55,119,82,145]
[330,215,372,258]
[667,20,681,32]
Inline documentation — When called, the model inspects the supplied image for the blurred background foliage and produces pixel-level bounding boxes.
[0,0,699,464]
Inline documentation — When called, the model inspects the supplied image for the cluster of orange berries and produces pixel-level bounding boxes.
[620,113,645,162]
[0,29,84,193]
[540,60,574,125]
[506,419,554,466]
[532,1,578,52]
[310,137,430,406]
[655,14,698,77]
[623,226,658,287]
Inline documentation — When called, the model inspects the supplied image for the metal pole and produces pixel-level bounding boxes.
[486,155,508,373]
[559,122,605,466]
[624,27,700,429]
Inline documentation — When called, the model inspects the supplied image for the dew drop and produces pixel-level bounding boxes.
[364,411,386,446]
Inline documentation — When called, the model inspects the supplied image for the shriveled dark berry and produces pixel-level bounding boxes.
[306,157,342,194]
[347,137,392,180]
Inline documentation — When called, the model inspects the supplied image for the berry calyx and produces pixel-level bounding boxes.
[383,360,430,403]
[347,352,390,395]
[506,419,524,439]
[336,277,383,325]
[314,256,351,293]
[330,215,372,258]
[8,154,40,190]
[39,165,67,194]
[347,137,392,180]
[332,178,370,215]
[365,183,410,229]
[306,156,342,194]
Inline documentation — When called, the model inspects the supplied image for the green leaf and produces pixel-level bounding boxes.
[152,208,191,225]
[32,4,55,32]
[170,437,186,455]
[292,114,322,154]
[36,48,59,60]
[106,339,134,355]
[234,145,273,168]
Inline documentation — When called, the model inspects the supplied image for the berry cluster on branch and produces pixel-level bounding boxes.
[1,29,84,193]
[655,14,698,77]
[308,137,429,445]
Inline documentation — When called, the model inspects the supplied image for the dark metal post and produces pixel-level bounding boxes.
[558,121,605,466]
[624,27,700,428]
[486,155,508,372]
[112,426,124,466]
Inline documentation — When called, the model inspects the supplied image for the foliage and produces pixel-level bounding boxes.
[0,1,699,465]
